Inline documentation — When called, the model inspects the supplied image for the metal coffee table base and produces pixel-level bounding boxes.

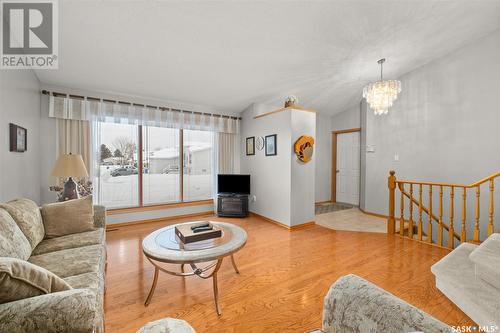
[144,254,240,315]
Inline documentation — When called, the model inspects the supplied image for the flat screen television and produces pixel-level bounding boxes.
[218,174,250,194]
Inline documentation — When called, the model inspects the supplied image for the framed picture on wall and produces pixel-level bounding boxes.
[9,123,27,152]
[246,136,255,155]
[265,134,277,156]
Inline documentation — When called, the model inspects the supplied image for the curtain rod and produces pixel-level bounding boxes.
[41,89,242,120]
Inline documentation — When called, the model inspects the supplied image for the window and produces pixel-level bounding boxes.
[95,124,213,209]
[142,127,180,205]
[183,130,213,201]
[96,123,139,209]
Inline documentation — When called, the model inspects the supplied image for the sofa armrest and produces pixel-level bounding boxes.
[93,205,106,229]
[0,289,98,333]
[322,275,453,333]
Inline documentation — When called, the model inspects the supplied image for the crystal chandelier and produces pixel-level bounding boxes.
[363,58,401,115]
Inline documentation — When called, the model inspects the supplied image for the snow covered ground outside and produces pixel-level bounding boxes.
[96,166,211,208]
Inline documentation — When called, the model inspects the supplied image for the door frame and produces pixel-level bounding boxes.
[331,128,361,203]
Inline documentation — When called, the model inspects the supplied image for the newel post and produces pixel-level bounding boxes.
[388,170,397,234]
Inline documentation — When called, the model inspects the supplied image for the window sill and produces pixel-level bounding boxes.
[107,199,213,215]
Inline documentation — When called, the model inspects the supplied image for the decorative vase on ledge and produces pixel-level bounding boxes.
[284,95,298,108]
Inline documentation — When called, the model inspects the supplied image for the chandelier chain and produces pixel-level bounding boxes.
[377,58,385,80]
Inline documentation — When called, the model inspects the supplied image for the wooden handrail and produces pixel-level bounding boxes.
[388,170,498,248]
[396,171,500,189]
[398,184,461,241]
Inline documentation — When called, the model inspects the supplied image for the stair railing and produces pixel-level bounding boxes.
[388,170,499,248]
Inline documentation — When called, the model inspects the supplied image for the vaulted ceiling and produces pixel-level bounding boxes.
[35,1,500,115]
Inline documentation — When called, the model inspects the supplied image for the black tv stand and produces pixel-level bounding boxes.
[217,193,249,217]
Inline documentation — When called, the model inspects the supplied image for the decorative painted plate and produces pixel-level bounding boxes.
[256,136,265,150]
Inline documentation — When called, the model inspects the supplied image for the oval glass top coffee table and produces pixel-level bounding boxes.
[142,221,247,315]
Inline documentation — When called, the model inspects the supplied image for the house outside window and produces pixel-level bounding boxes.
[95,123,213,209]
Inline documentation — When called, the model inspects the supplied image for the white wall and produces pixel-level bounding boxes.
[0,70,41,203]
[331,104,361,132]
[330,29,500,226]
[314,113,331,202]
[240,103,292,225]
[314,105,362,204]
[240,103,316,226]
[364,29,500,222]
[322,29,500,242]
[40,95,58,204]
[359,100,368,211]
[315,106,361,204]
[291,111,316,225]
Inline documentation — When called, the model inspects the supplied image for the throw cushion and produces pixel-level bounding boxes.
[0,209,31,260]
[0,257,72,304]
[0,198,45,250]
[41,196,94,239]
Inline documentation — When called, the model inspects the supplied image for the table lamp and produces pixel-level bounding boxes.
[51,153,89,201]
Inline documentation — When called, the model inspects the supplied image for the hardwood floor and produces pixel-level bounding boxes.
[104,214,474,333]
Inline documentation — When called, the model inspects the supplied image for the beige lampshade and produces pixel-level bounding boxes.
[51,154,89,178]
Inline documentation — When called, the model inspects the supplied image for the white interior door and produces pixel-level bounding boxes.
[336,132,360,205]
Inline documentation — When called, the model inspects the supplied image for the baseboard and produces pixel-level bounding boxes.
[290,221,316,230]
[105,210,214,230]
[359,208,409,223]
[107,210,316,231]
[358,207,388,219]
[249,212,315,231]
[315,200,333,205]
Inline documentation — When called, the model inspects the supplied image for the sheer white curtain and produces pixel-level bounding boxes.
[217,133,238,174]
[56,119,91,168]
[55,119,91,186]
[91,121,102,204]
[212,132,240,211]
[49,95,240,134]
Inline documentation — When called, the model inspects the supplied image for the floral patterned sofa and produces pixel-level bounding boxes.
[138,275,453,333]
[0,198,106,333]
[312,274,453,333]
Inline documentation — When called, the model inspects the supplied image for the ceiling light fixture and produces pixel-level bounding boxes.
[362,58,401,115]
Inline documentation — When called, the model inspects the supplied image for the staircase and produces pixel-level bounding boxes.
[431,234,500,327]
[386,171,500,327]
[387,170,500,248]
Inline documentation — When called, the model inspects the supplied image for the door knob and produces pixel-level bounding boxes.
[336,170,340,173]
